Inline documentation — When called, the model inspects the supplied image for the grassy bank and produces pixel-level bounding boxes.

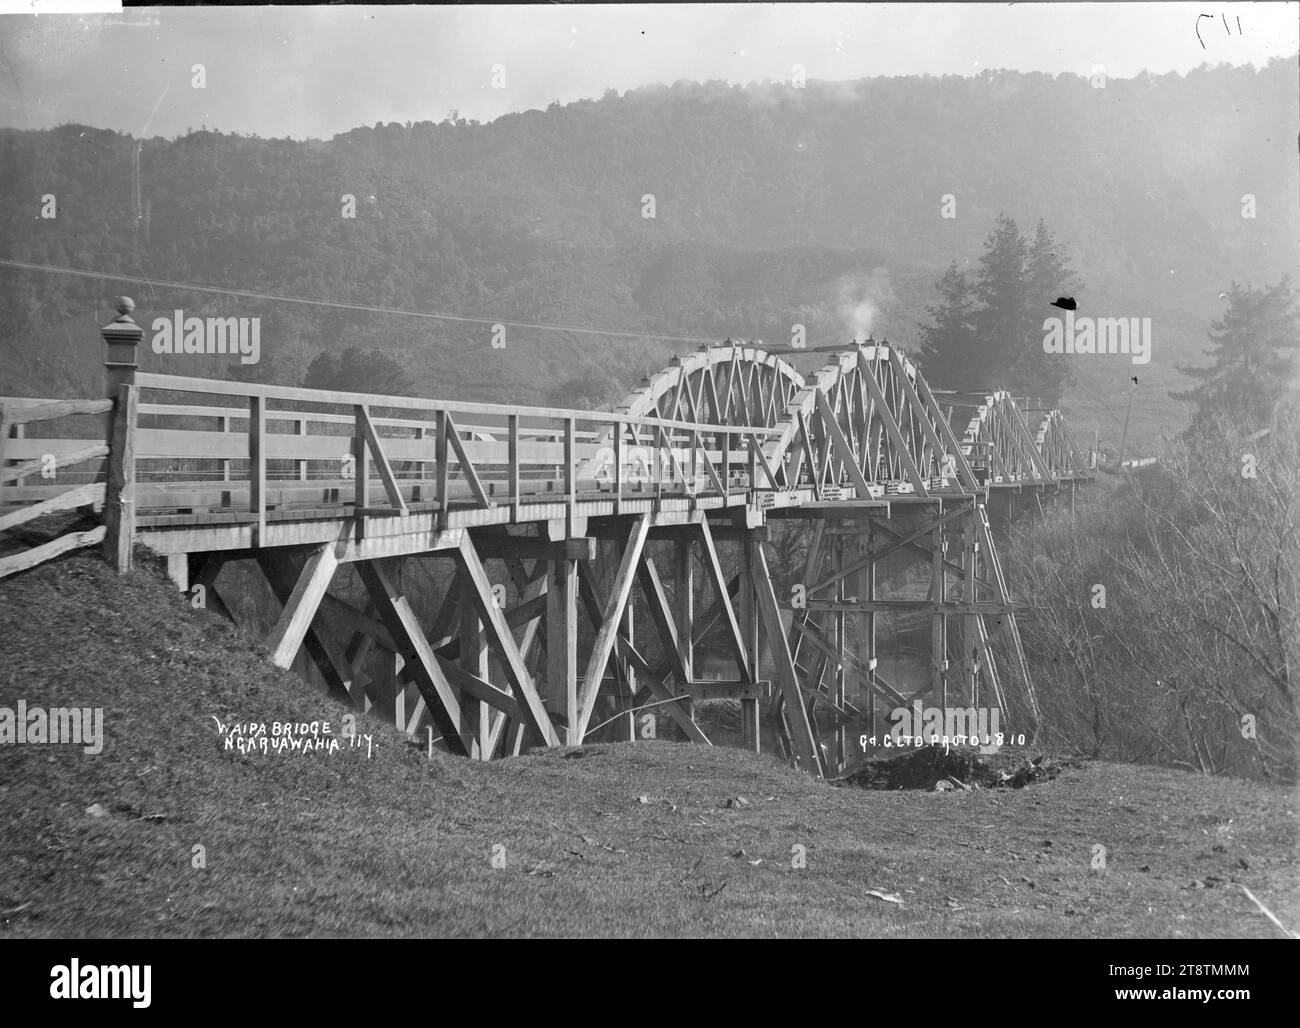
[1,550,1296,938]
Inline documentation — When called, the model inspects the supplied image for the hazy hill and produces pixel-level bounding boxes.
[1,60,1295,450]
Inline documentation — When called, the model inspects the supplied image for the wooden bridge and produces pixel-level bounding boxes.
[0,298,1094,777]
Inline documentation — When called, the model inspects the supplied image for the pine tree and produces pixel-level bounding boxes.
[1175,279,1299,430]
[917,262,978,389]
[1016,220,1078,405]
[970,214,1030,388]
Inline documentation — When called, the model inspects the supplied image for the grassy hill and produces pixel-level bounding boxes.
[1,540,1296,938]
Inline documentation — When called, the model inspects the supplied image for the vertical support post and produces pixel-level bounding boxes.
[249,394,266,547]
[653,423,664,504]
[675,531,694,684]
[619,590,637,742]
[102,297,141,573]
[613,419,623,513]
[546,548,579,744]
[833,527,847,773]
[931,518,946,708]
[963,509,979,708]
[738,530,761,753]
[220,416,231,483]
[435,409,449,530]
[10,424,24,487]
[352,404,368,532]
[751,540,823,777]
[460,567,488,758]
[297,417,308,481]
[862,521,877,749]
[721,428,730,500]
[166,553,188,593]
[564,416,576,538]
[508,413,520,521]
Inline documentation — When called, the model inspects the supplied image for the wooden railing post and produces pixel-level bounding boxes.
[721,427,731,500]
[435,409,448,530]
[220,416,231,482]
[613,418,624,513]
[250,395,266,545]
[101,296,140,572]
[507,413,519,521]
[564,416,576,536]
[297,417,308,481]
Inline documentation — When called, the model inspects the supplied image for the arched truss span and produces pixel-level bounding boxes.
[598,341,984,499]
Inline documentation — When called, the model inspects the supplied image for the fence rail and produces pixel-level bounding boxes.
[0,397,112,579]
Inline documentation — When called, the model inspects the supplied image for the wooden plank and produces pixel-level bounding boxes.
[264,543,339,669]
[445,412,492,509]
[0,443,109,485]
[435,410,449,528]
[0,482,105,533]
[674,538,694,680]
[457,570,490,758]
[546,553,579,742]
[696,517,751,680]
[357,559,470,755]
[437,657,524,722]
[635,556,690,684]
[508,413,520,515]
[750,541,823,777]
[814,390,875,497]
[357,404,410,514]
[258,552,354,705]
[3,398,113,425]
[249,395,266,544]
[0,525,106,580]
[575,513,650,739]
[472,532,595,561]
[455,534,560,747]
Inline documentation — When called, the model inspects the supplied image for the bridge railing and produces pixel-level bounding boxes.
[102,373,786,526]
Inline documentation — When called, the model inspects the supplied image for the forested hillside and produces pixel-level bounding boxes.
[1,60,1294,447]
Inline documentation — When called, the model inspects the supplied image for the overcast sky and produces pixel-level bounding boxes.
[1,3,1295,139]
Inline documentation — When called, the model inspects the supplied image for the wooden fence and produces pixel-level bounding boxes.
[0,396,112,579]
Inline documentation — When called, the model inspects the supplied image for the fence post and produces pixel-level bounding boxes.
[101,296,141,572]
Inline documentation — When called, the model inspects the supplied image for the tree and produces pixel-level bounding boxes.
[917,262,978,389]
[1015,220,1077,405]
[544,371,620,412]
[970,214,1031,385]
[1174,279,1299,431]
[918,215,1080,404]
[1008,405,1299,781]
[304,347,411,396]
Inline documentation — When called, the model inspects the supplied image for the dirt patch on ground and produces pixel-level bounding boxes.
[835,745,1088,791]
